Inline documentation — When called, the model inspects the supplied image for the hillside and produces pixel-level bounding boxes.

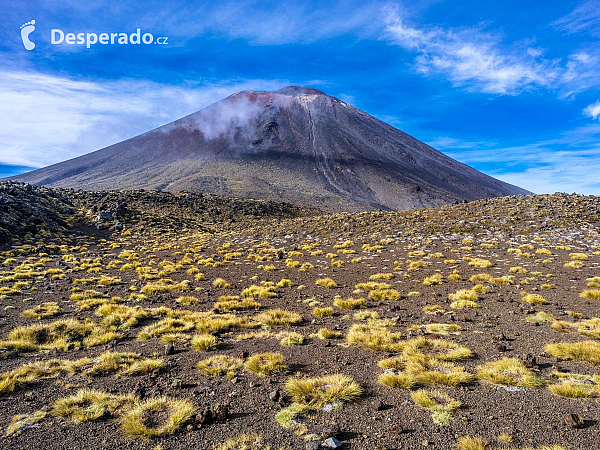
[0,190,599,449]
[7,87,529,211]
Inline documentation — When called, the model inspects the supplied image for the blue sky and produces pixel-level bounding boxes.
[1,0,600,193]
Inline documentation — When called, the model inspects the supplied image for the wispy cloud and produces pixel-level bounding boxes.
[427,136,496,150]
[584,100,600,120]
[553,1,600,36]
[0,70,287,168]
[131,0,386,45]
[384,5,600,96]
[436,125,600,194]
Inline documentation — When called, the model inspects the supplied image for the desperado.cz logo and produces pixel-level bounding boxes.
[20,20,168,50]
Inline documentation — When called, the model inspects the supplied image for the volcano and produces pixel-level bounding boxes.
[8,86,529,211]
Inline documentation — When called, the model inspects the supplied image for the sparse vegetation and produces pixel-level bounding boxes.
[545,340,600,365]
[120,396,196,438]
[476,358,545,387]
[244,352,287,376]
[2,186,600,448]
[53,389,135,422]
[284,374,362,406]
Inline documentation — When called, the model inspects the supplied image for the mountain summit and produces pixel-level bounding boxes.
[9,86,529,211]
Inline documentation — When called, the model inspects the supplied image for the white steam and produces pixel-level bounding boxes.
[167,94,264,140]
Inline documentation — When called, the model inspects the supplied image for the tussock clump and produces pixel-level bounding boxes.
[71,290,110,309]
[241,285,276,299]
[476,358,545,387]
[197,355,243,377]
[551,318,600,339]
[97,276,122,286]
[96,304,149,330]
[313,306,333,317]
[313,328,342,339]
[564,261,583,269]
[544,341,600,365]
[244,352,287,376]
[85,351,164,376]
[0,319,119,352]
[176,296,201,305]
[0,358,91,394]
[411,389,461,424]
[120,396,196,438]
[548,371,600,398]
[580,289,600,300]
[457,436,487,450]
[275,278,292,288]
[450,299,480,309]
[214,296,260,313]
[378,355,473,389]
[423,274,443,286]
[137,318,196,340]
[369,273,394,280]
[449,289,478,302]
[472,284,489,294]
[141,279,190,294]
[333,297,366,309]
[569,252,588,261]
[315,278,337,289]
[21,302,61,319]
[407,323,461,336]
[468,258,492,268]
[404,337,472,361]
[5,410,47,437]
[53,388,135,422]
[368,288,400,301]
[469,274,491,283]
[255,308,302,326]
[212,278,231,289]
[346,323,404,352]
[284,374,361,407]
[280,332,304,346]
[447,270,462,281]
[410,357,474,387]
[190,334,218,351]
[521,293,546,305]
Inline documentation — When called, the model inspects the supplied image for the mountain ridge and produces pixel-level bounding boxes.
[7,86,529,211]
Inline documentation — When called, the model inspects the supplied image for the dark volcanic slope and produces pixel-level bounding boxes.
[9,86,529,211]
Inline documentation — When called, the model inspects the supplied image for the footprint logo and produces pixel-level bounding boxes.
[20,20,36,50]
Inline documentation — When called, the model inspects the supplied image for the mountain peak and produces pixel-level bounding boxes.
[8,87,529,211]
[276,86,327,96]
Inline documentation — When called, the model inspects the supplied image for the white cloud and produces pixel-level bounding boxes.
[132,0,386,45]
[384,6,600,96]
[427,136,495,150]
[584,100,600,120]
[437,125,600,194]
[0,70,287,168]
[553,1,600,36]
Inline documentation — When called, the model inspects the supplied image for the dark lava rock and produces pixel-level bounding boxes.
[371,399,384,411]
[212,404,228,422]
[164,344,175,355]
[310,424,340,439]
[268,390,280,402]
[525,353,538,367]
[196,408,212,424]
[133,386,146,399]
[563,413,584,429]
[389,424,404,434]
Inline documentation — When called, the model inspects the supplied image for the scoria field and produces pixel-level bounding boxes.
[1,183,599,450]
